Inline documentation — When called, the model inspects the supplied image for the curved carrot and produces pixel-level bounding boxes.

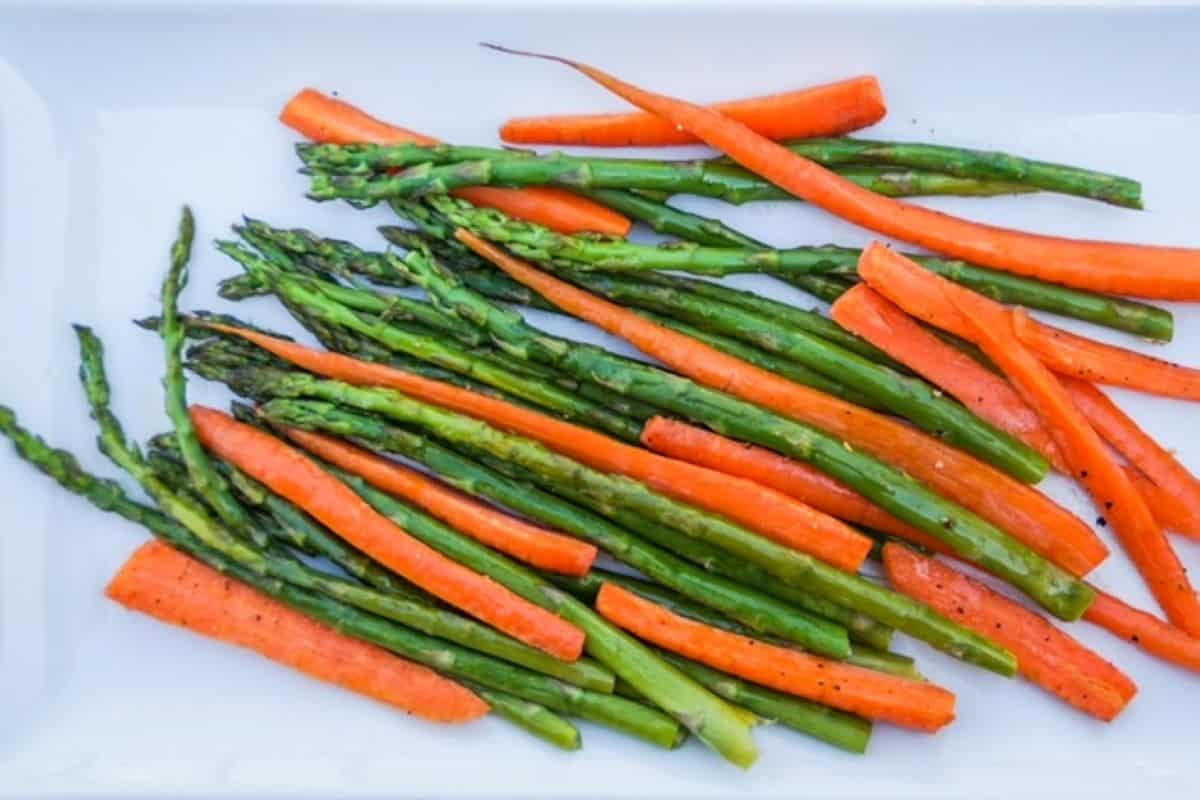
[281,426,598,576]
[108,540,489,723]
[499,76,886,146]
[882,545,1135,721]
[189,405,585,661]
[921,267,1200,635]
[831,284,1068,471]
[1124,467,1200,540]
[1084,589,1200,675]
[596,582,956,732]
[457,230,1104,579]
[279,88,630,237]
[197,322,873,572]
[640,416,949,554]
[480,45,1200,300]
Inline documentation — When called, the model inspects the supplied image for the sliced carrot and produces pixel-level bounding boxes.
[189,405,585,661]
[596,582,956,731]
[197,321,873,572]
[483,46,1200,299]
[279,88,630,237]
[108,540,489,723]
[1084,589,1200,675]
[883,544,1135,721]
[831,285,1068,471]
[458,230,1105,578]
[499,75,886,146]
[281,426,598,576]
[911,262,1200,635]
[1125,467,1200,540]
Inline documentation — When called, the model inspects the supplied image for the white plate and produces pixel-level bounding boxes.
[2,1,1199,797]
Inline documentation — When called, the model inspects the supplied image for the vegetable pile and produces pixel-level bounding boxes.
[7,47,1200,769]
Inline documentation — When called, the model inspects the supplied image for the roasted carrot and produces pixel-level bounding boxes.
[1084,589,1200,675]
[279,88,630,236]
[882,545,1135,721]
[281,426,598,576]
[596,583,956,732]
[458,230,1106,579]
[918,265,1200,635]
[108,540,489,723]
[196,321,874,572]
[831,285,1067,471]
[480,45,1200,300]
[499,75,886,146]
[1125,467,1200,540]
[189,405,586,660]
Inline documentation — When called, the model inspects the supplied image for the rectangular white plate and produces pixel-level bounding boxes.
[2,1,1199,797]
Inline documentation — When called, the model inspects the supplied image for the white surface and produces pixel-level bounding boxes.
[1,2,1199,797]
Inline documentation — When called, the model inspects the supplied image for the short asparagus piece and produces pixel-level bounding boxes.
[469,684,582,751]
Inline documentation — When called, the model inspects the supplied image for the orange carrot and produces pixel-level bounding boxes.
[1013,314,1200,401]
[596,583,956,732]
[499,76,886,146]
[1125,467,1200,540]
[1084,589,1200,675]
[831,284,1069,471]
[108,540,489,723]
[481,45,1200,300]
[281,426,598,576]
[197,321,873,572]
[458,230,1107,578]
[189,405,585,661]
[913,262,1200,635]
[882,544,1135,721]
[279,88,630,237]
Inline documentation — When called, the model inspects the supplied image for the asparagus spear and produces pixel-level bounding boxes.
[425,195,1173,340]
[577,189,766,246]
[469,684,582,751]
[395,247,1092,624]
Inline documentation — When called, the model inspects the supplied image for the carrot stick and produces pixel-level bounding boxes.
[479,45,1200,300]
[1084,589,1200,675]
[1124,467,1200,540]
[831,284,1068,471]
[596,582,955,731]
[279,88,630,237]
[189,405,586,660]
[197,321,874,572]
[457,230,1105,580]
[882,544,1135,721]
[901,254,1200,635]
[108,540,489,723]
[280,426,598,576]
[499,76,886,146]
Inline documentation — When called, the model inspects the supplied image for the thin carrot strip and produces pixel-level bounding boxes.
[1084,589,1200,674]
[1124,467,1200,540]
[281,426,598,576]
[197,321,873,572]
[189,405,585,661]
[481,45,1200,299]
[596,583,956,732]
[108,540,489,723]
[279,88,630,236]
[882,545,1135,721]
[458,230,1104,579]
[499,75,886,146]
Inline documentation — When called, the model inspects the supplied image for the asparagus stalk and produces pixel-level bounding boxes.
[577,189,766,246]
[469,684,582,751]
[395,247,1092,624]
[426,195,1173,340]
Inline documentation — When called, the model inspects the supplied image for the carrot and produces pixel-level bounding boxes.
[279,88,630,237]
[458,230,1106,579]
[595,582,956,732]
[882,544,1135,721]
[914,261,1200,635]
[831,285,1068,471]
[188,405,586,661]
[1084,589,1200,675]
[280,426,598,576]
[640,416,949,554]
[197,321,874,572]
[499,75,886,147]
[480,45,1200,300]
[1125,467,1200,540]
[108,540,489,723]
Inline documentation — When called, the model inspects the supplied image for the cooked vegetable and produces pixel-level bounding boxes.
[1084,590,1200,674]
